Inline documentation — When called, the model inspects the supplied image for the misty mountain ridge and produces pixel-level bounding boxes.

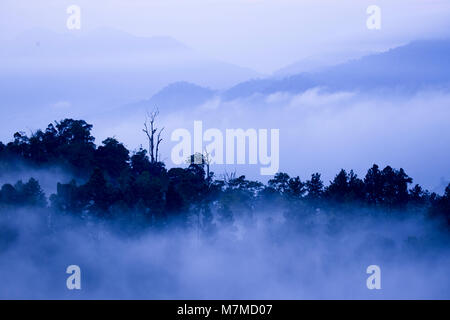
[2,27,190,59]
[123,82,217,112]
[125,39,450,113]
[137,39,450,107]
[221,39,450,100]
[273,49,375,77]
[0,27,260,110]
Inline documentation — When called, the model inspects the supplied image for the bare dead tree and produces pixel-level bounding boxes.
[143,108,164,163]
[155,126,164,163]
[203,147,212,182]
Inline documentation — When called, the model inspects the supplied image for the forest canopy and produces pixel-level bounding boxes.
[0,118,449,231]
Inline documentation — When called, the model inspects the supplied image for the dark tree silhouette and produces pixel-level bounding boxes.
[1,118,449,230]
[306,173,324,200]
[95,138,130,179]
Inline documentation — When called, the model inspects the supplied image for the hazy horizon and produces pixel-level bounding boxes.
[2,0,450,74]
[1,1,450,301]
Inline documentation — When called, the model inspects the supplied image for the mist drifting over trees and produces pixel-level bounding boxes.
[0,119,449,299]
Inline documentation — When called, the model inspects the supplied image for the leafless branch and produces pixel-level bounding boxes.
[142,107,162,163]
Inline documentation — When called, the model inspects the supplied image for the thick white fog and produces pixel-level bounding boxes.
[0,163,77,196]
[1,0,449,301]
[0,206,448,299]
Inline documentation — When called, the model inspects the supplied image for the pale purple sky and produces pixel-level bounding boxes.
[1,0,450,73]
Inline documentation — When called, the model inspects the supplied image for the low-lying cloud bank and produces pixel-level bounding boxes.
[1,86,449,299]
[97,87,450,190]
[0,206,449,299]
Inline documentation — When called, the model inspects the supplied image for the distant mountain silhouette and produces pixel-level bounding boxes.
[273,49,373,77]
[112,39,450,113]
[125,82,216,112]
[0,28,260,110]
[223,39,450,100]
[1,27,189,58]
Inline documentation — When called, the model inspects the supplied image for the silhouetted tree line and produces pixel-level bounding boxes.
[0,119,449,231]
